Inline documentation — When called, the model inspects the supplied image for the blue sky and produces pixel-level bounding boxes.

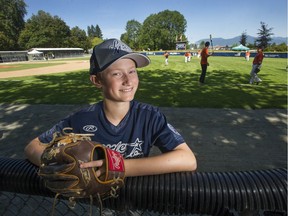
[24,0,287,43]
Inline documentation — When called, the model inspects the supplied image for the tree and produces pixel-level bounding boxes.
[139,10,187,50]
[121,20,142,50]
[239,31,247,46]
[138,14,158,50]
[268,42,287,52]
[95,25,103,39]
[0,0,27,50]
[19,10,71,49]
[87,24,103,39]
[87,25,94,37]
[255,22,274,49]
[70,26,91,52]
[199,41,205,48]
[91,37,103,48]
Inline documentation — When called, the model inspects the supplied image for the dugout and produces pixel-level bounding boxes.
[30,48,84,59]
[0,51,28,63]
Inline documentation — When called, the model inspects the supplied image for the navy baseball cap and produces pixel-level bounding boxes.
[89,39,150,75]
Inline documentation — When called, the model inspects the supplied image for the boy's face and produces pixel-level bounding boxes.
[99,58,139,102]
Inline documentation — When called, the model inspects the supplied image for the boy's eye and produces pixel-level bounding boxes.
[112,72,123,77]
[110,69,137,78]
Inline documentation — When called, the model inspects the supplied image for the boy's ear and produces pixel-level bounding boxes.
[90,75,102,88]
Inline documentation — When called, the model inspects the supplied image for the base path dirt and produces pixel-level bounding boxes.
[0,60,90,79]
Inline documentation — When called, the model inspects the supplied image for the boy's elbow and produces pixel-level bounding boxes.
[191,159,197,171]
[186,147,197,171]
[188,155,197,171]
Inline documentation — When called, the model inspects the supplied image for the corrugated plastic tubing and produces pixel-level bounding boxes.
[0,157,286,215]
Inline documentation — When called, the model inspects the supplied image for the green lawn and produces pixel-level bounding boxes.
[0,55,287,109]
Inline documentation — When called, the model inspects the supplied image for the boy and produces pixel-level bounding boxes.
[25,38,196,178]
[249,46,264,84]
[164,51,169,65]
[199,41,212,84]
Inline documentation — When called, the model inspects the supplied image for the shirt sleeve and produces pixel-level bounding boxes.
[151,113,185,152]
[38,117,71,144]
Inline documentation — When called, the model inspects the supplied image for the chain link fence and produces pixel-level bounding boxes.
[0,192,163,216]
[1,192,286,216]
[0,192,98,216]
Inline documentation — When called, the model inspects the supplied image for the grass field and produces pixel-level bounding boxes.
[0,55,287,109]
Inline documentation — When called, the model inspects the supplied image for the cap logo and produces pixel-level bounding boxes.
[109,40,131,54]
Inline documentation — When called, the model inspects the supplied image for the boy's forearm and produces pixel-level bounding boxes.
[24,138,46,166]
[124,147,197,177]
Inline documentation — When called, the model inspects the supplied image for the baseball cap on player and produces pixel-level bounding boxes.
[89,38,150,75]
[205,41,210,47]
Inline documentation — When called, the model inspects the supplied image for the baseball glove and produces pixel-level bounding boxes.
[38,127,125,212]
[255,64,262,73]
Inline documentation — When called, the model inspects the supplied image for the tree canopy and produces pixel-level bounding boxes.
[87,24,103,39]
[256,21,274,49]
[0,0,26,50]
[19,10,71,49]
[137,10,187,50]
[239,31,248,46]
[121,20,142,50]
[70,26,91,51]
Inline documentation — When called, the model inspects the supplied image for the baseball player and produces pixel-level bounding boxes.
[249,46,264,84]
[25,39,197,180]
[164,51,169,65]
[199,41,213,84]
[184,51,191,63]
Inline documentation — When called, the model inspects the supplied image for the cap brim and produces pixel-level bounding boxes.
[120,53,150,68]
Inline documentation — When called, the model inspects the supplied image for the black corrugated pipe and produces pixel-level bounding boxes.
[0,157,286,215]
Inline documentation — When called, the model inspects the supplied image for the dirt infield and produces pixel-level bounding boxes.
[0,60,89,79]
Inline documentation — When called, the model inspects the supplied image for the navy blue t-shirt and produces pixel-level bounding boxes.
[38,100,185,159]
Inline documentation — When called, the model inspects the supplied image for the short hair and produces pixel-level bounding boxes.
[205,41,210,47]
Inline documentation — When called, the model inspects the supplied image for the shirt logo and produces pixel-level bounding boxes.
[167,123,180,136]
[106,138,144,158]
[83,125,97,132]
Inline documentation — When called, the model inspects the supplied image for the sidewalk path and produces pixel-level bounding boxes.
[0,104,286,172]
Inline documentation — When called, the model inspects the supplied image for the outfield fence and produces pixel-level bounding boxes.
[146,51,287,58]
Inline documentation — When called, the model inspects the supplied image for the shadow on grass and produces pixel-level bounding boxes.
[0,71,101,104]
[0,67,287,108]
[137,68,287,109]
